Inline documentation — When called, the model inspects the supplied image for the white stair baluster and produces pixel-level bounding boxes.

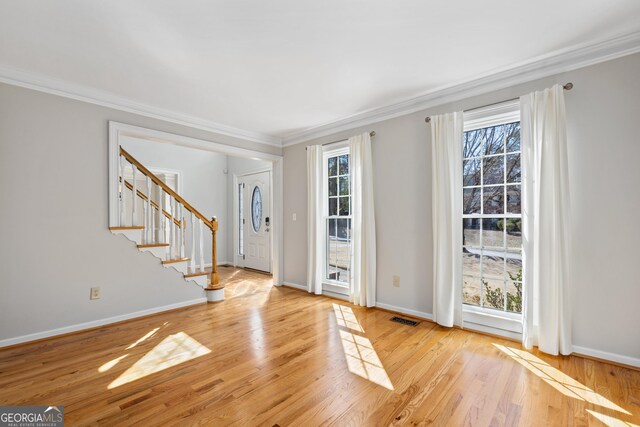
[179,204,185,259]
[190,212,196,271]
[142,201,148,243]
[146,176,152,243]
[175,199,180,259]
[159,189,164,243]
[169,196,175,260]
[173,198,179,259]
[199,219,205,273]
[151,186,156,243]
[119,156,126,226]
[131,165,137,226]
[176,203,181,259]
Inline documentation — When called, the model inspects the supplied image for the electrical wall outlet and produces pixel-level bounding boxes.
[292,213,297,221]
[90,287,101,300]
[392,276,400,287]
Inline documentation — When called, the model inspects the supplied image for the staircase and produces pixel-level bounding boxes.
[109,147,223,302]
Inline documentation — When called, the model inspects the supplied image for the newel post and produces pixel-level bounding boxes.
[211,217,220,286]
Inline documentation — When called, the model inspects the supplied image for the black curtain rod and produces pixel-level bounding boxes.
[424,82,573,123]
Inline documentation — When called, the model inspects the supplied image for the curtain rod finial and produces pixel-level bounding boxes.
[563,82,573,90]
[425,117,431,123]
[369,131,376,137]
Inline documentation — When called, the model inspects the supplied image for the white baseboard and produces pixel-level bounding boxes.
[462,322,523,342]
[375,302,434,321]
[572,345,640,368]
[282,281,307,291]
[0,298,207,348]
[282,282,350,301]
[323,289,349,301]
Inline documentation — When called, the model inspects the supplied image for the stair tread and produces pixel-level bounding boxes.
[138,243,170,248]
[110,226,145,230]
[205,285,225,291]
[162,258,191,264]
[184,271,209,278]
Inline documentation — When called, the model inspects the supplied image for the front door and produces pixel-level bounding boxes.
[240,171,271,272]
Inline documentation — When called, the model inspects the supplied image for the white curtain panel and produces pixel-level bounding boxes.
[349,133,377,307]
[431,112,464,327]
[306,145,323,295]
[520,84,572,355]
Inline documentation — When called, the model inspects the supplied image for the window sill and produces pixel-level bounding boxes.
[462,305,522,337]
[323,282,349,296]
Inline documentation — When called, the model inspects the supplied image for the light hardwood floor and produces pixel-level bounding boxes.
[0,266,638,426]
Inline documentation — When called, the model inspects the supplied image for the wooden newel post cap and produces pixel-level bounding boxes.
[211,217,218,231]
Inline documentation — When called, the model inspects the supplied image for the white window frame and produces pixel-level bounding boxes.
[462,100,523,336]
[322,141,351,296]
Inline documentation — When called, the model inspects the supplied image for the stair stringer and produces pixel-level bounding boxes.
[109,228,208,292]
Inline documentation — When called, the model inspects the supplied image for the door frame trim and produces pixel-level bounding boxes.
[108,121,284,286]
[233,168,273,271]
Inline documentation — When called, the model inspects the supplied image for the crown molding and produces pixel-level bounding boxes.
[0,65,283,147]
[2,30,639,149]
[282,31,640,147]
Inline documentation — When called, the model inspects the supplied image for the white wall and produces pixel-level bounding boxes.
[121,136,229,265]
[225,156,272,263]
[0,83,281,345]
[283,53,640,362]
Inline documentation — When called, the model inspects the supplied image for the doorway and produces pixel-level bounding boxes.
[109,121,284,285]
[236,170,271,273]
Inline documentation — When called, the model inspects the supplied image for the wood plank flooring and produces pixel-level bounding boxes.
[0,266,638,426]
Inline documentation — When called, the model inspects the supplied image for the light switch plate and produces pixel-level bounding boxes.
[90,287,101,300]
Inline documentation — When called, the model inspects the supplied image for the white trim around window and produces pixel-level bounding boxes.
[461,100,524,338]
[464,100,520,131]
[463,305,522,336]
[321,141,351,296]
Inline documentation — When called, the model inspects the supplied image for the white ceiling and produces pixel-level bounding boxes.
[1,0,639,144]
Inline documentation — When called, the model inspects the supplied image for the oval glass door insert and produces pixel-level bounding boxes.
[251,186,262,232]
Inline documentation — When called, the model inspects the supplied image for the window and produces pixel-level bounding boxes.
[323,146,352,290]
[462,104,523,318]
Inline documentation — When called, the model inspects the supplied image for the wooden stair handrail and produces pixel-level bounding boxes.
[119,146,219,286]
[120,147,213,230]
[120,177,182,228]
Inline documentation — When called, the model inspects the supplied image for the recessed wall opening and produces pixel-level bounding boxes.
[109,122,283,285]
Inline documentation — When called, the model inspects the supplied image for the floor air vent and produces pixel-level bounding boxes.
[390,316,419,326]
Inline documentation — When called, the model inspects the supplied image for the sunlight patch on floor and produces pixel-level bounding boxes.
[333,303,364,333]
[339,329,393,390]
[587,410,639,427]
[221,268,273,306]
[98,354,128,373]
[108,332,210,389]
[126,327,159,350]
[249,309,266,360]
[494,344,630,415]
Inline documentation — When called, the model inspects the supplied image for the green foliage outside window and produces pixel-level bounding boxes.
[482,268,522,312]
[496,218,521,233]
